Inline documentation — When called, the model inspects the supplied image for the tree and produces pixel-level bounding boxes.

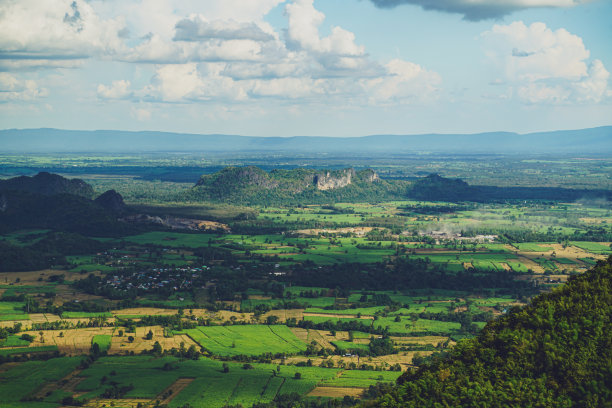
[91,342,101,357]
[152,341,162,355]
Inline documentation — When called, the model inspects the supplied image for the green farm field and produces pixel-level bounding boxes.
[178,325,307,356]
[0,357,81,407]
[67,355,386,407]
[0,301,29,321]
[92,334,112,352]
[61,311,112,319]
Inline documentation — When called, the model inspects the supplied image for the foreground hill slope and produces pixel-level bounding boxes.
[368,257,612,407]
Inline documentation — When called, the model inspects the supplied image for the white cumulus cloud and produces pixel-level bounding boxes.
[0,0,127,70]
[482,21,610,104]
[0,73,48,102]
[363,59,441,104]
[97,80,132,100]
[123,0,439,105]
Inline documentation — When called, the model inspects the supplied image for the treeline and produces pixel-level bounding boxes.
[284,258,533,293]
[409,173,612,203]
[0,232,110,272]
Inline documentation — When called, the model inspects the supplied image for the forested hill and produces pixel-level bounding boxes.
[366,257,612,407]
[1,126,611,154]
[0,171,94,198]
[187,166,406,205]
[186,167,611,205]
[410,174,612,202]
[0,173,130,236]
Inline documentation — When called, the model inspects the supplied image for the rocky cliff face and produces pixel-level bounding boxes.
[360,169,379,183]
[314,169,356,190]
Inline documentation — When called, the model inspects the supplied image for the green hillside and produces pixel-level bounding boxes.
[187,166,406,205]
[367,257,612,407]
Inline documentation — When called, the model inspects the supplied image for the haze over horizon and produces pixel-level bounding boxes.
[0,0,611,137]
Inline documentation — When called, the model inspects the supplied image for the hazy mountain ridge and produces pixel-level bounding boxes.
[1,127,610,154]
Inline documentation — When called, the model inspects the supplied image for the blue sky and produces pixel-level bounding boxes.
[0,0,610,136]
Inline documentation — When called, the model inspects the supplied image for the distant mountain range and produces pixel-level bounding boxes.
[1,127,610,154]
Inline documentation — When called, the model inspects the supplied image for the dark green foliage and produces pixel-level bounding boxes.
[0,231,109,271]
[0,171,94,198]
[0,190,137,236]
[369,257,612,407]
[409,174,472,202]
[0,241,55,271]
[368,336,394,356]
[31,231,108,255]
[288,259,531,292]
[93,189,126,213]
[409,173,611,202]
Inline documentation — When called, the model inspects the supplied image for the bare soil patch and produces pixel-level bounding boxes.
[308,386,365,398]
[112,307,177,317]
[303,313,374,320]
[157,377,195,405]
[111,325,197,355]
[295,227,375,237]
[23,327,115,355]
[83,398,150,408]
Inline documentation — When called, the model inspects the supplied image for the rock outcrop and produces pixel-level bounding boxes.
[314,169,356,191]
[360,169,379,183]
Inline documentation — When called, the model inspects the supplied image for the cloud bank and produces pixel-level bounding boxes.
[369,0,590,21]
[482,21,610,104]
[101,0,440,105]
